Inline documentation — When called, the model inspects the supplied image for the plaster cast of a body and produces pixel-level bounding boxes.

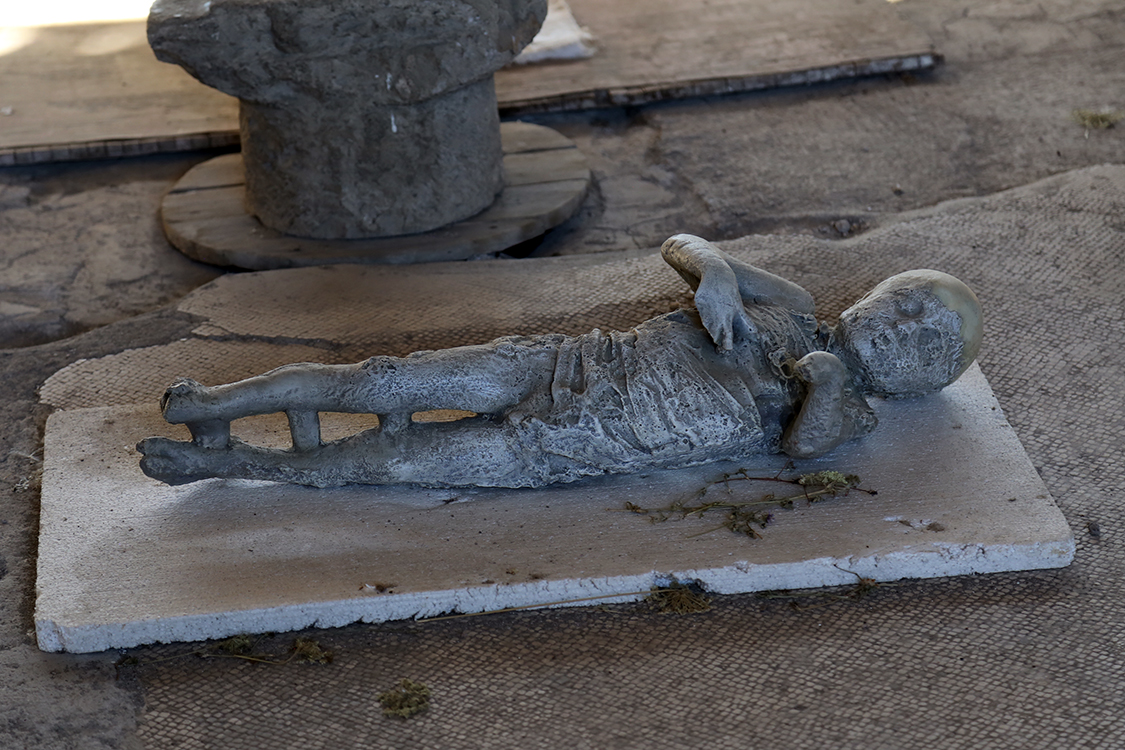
[137,234,983,488]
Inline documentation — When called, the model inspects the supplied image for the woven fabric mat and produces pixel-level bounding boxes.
[78,165,1124,749]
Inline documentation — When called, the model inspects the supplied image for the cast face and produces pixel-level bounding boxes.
[835,270,982,398]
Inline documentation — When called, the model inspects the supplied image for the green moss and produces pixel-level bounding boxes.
[378,679,432,719]
[213,634,254,655]
[291,637,333,664]
[1072,108,1123,130]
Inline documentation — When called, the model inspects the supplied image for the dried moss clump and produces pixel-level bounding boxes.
[291,637,333,664]
[646,581,712,614]
[213,634,255,655]
[797,470,860,493]
[1072,108,1123,130]
[378,679,432,719]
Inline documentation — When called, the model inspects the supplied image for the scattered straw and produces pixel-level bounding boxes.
[646,581,712,614]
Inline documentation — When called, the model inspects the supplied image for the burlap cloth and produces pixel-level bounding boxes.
[59,165,1121,749]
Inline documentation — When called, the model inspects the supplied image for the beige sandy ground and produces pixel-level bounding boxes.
[1,1,1123,747]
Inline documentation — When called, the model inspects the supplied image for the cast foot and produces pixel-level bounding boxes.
[137,436,342,488]
[161,378,213,423]
[137,437,225,485]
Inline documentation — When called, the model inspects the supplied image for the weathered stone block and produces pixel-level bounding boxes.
[149,0,547,238]
[238,78,504,238]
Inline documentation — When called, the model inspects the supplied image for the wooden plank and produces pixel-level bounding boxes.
[494,0,937,113]
[504,148,588,186]
[163,186,248,222]
[499,121,578,153]
[0,21,239,165]
[167,153,244,193]
[0,0,934,165]
[475,179,590,221]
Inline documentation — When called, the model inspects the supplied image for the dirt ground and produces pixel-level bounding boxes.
[1,0,1122,747]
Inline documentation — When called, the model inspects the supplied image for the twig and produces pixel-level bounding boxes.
[625,469,875,539]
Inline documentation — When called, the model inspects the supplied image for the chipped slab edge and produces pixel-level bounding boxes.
[36,540,1073,654]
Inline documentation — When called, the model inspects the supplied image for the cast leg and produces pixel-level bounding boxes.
[159,339,558,450]
[138,416,547,489]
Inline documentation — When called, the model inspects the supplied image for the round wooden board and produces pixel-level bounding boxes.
[160,122,591,270]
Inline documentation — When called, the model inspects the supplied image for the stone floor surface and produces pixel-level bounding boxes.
[1,0,1124,748]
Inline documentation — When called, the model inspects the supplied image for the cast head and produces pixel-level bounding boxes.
[833,270,983,398]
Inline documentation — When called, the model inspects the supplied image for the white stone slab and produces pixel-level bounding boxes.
[35,365,1073,653]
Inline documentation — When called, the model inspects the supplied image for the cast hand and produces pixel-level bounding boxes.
[793,351,847,387]
[694,272,753,351]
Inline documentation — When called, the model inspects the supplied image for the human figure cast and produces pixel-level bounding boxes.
[138,234,982,488]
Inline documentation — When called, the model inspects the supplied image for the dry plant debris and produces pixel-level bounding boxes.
[645,581,712,614]
[117,634,334,668]
[378,679,432,719]
[1072,108,1123,137]
[758,565,882,608]
[213,634,255,655]
[290,637,334,664]
[626,469,874,538]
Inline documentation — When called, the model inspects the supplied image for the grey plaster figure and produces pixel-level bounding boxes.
[138,235,983,488]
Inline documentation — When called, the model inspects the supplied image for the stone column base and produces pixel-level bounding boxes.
[160,122,590,269]
[241,78,504,239]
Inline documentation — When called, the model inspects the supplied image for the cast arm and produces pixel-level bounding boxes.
[660,234,815,350]
[781,352,877,458]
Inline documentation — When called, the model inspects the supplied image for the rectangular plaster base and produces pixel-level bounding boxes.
[35,365,1074,653]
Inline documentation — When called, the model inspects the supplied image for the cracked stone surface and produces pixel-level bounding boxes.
[2,0,1125,747]
[0,155,221,348]
[2,0,1121,344]
[524,0,1125,255]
